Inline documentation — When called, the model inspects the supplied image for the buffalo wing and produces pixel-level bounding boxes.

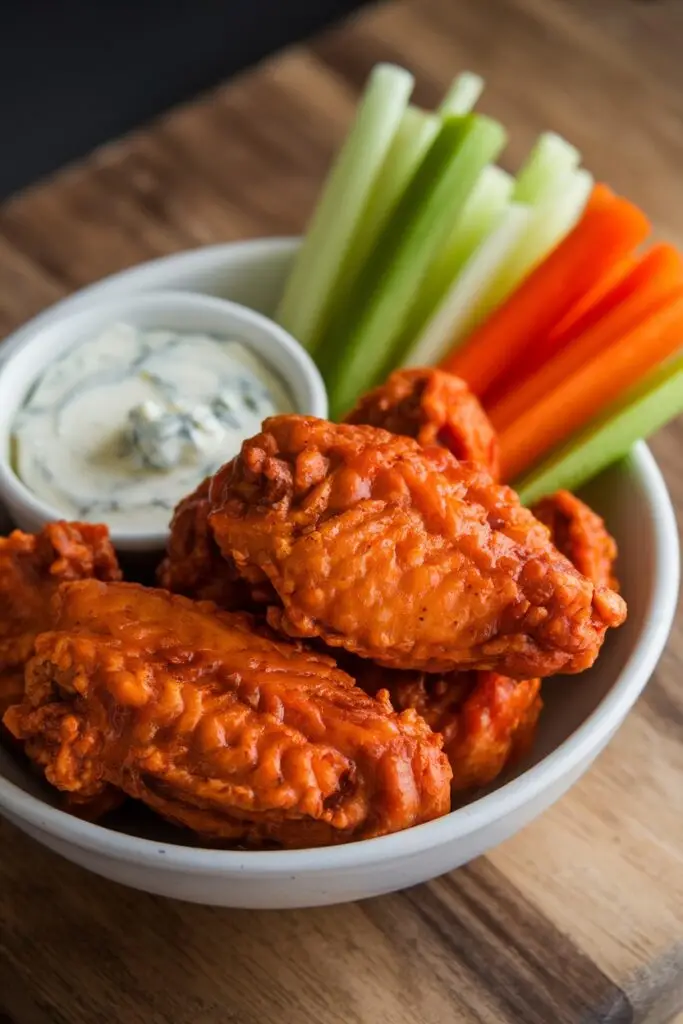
[345,367,500,478]
[207,416,626,678]
[4,580,451,847]
[352,657,540,792]
[532,489,619,591]
[157,478,253,609]
[0,522,121,716]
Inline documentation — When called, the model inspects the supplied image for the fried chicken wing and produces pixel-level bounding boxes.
[160,371,499,606]
[4,580,451,847]
[345,367,500,478]
[350,657,541,792]
[157,478,253,609]
[532,490,619,591]
[0,522,121,716]
[207,416,626,678]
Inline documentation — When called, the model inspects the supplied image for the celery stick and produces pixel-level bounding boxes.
[361,107,440,247]
[401,202,531,367]
[275,64,414,349]
[332,106,440,309]
[516,353,683,504]
[323,114,507,418]
[513,132,581,205]
[432,166,514,279]
[463,168,593,335]
[398,165,513,347]
[337,75,485,302]
[439,72,485,115]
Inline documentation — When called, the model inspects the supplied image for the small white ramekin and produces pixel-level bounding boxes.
[0,289,327,552]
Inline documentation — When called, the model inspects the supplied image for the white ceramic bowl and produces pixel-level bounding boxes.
[0,287,327,552]
[0,239,679,908]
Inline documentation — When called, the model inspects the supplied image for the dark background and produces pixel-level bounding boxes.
[0,0,371,199]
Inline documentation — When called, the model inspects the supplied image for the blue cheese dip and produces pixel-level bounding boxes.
[11,322,293,533]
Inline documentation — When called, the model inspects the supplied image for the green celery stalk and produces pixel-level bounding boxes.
[463,168,593,335]
[328,106,440,320]
[439,72,485,115]
[275,64,414,349]
[322,114,507,418]
[358,106,440,251]
[430,166,513,279]
[330,78,487,333]
[513,132,580,204]
[515,352,683,504]
[401,202,530,367]
[397,165,513,349]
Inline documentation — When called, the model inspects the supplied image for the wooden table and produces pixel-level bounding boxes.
[1,1,682,1021]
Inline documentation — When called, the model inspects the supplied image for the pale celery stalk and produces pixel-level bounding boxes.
[401,202,531,367]
[439,72,485,115]
[432,166,514,279]
[398,165,513,347]
[462,168,593,336]
[332,106,440,305]
[275,64,414,349]
[322,114,507,417]
[516,352,683,504]
[513,132,581,204]
[336,77,485,308]
[361,107,440,246]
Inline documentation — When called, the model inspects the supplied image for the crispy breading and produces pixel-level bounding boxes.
[345,367,500,478]
[4,581,452,848]
[0,521,121,716]
[533,489,619,590]
[208,416,626,677]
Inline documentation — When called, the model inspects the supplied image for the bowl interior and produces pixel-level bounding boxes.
[0,241,673,848]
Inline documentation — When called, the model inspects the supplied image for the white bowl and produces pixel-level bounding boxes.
[0,239,679,908]
[0,287,327,552]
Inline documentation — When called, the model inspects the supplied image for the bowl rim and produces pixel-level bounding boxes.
[0,441,677,875]
[0,286,327,549]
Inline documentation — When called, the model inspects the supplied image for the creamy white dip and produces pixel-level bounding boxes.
[12,322,292,533]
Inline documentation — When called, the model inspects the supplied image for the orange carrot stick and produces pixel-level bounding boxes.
[485,253,641,407]
[440,185,651,396]
[482,254,641,410]
[545,243,682,353]
[548,254,638,342]
[485,247,680,412]
[498,291,683,481]
[489,246,683,430]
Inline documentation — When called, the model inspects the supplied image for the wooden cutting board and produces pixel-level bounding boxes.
[1,1,682,1021]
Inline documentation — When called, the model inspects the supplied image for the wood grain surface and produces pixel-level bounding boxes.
[1,1,682,1022]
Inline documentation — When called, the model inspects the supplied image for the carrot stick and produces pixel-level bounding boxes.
[482,254,640,410]
[489,246,683,430]
[486,247,679,412]
[440,185,651,396]
[548,254,638,342]
[544,243,682,354]
[498,291,683,481]
[484,252,641,407]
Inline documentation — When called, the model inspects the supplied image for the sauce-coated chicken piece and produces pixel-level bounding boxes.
[371,669,540,792]
[157,478,253,609]
[159,370,499,608]
[4,581,452,848]
[0,522,121,717]
[345,367,500,478]
[207,416,626,678]
[532,490,619,591]
[348,656,541,792]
